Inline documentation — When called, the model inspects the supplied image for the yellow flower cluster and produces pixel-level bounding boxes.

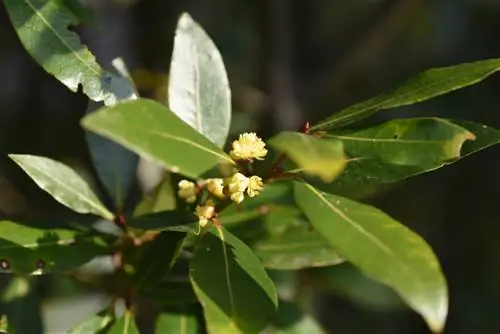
[177,132,268,229]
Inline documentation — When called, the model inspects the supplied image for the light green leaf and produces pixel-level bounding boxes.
[293,182,448,333]
[311,58,500,130]
[268,132,347,182]
[325,118,475,165]
[108,311,139,334]
[68,309,113,334]
[3,0,136,106]
[228,206,344,270]
[134,174,177,216]
[9,154,113,220]
[267,300,326,334]
[155,306,198,334]
[190,226,278,334]
[81,98,234,180]
[169,13,231,148]
[0,220,113,274]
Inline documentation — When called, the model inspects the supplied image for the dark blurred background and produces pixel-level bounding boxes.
[1,0,500,333]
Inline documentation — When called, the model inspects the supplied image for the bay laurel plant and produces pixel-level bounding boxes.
[3,2,500,333]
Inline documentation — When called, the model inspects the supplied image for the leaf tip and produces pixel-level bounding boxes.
[178,12,195,28]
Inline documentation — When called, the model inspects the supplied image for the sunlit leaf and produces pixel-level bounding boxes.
[155,306,199,334]
[325,118,475,165]
[81,99,234,180]
[312,58,500,130]
[107,311,139,334]
[0,220,113,275]
[268,132,347,182]
[293,181,448,333]
[169,13,231,148]
[190,227,278,334]
[9,154,113,220]
[67,308,113,334]
[3,0,135,105]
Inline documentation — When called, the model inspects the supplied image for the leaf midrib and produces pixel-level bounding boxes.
[25,0,99,76]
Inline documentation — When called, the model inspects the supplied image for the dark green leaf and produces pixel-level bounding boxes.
[190,227,278,334]
[81,99,234,179]
[108,311,139,334]
[450,120,500,157]
[127,209,196,233]
[267,300,325,334]
[155,306,199,334]
[140,281,198,306]
[169,13,231,148]
[229,206,344,270]
[3,0,135,105]
[0,220,113,274]
[61,0,98,26]
[132,231,186,289]
[68,308,113,334]
[268,132,347,182]
[293,182,448,333]
[311,58,500,130]
[325,118,475,165]
[9,154,113,220]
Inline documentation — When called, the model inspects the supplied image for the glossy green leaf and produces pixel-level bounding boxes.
[229,206,344,270]
[311,58,500,130]
[155,306,198,334]
[293,181,448,333]
[169,13,231,148]
[3,0,136,106]
[325,118,475,165]
[268,132,347,182]
[0,220,113,274]
[68,309,113,334]
[9,154,113,220]
[267,300,325,334]
[190,227,278,334]
[108,311,139,334]
[312,120,500,189]
[132,231,186,289]
[140,281,198,306]
[81,99,234,179]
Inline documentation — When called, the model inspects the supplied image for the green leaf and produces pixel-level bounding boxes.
[155,306,199,334]
[267,300,325,334]
[134,174,177,216]
[3,0,136,106]
[169,13,231,148]
[229,206,344,270]
[68,309,113,334]
[0,220,113,274]
[312,120,500,189]
[190,226,278,334]
[311,58,500,130]
[61,0,98,26]
[132,231,186,289]
[268,132,347,182]
[85,101,139,208]
[293,182,448,333]
[9,154,113,220]
[108,311,139,334]
[81,99,234,180]
[140,281,198,306]
[325,118,475,165]
[127,209,196,233]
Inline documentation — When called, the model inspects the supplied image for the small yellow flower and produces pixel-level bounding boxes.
[206,178,225,198]
[178,180,197,203]
[227,172,250,203]
[195,200,216,227]
[247,176,264,197]
[229,132,268,161]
